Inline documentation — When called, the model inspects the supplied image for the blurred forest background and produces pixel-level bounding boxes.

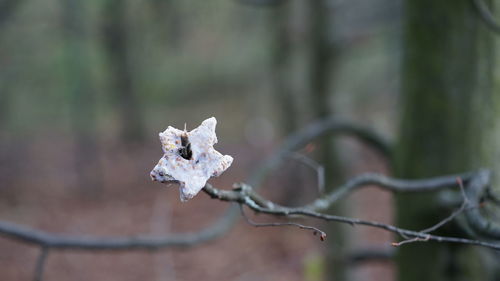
[0,0,499,280]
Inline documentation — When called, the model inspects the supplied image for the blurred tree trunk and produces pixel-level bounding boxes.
[148,0,183,48]
[397,0,497,280]
[0,0,28,196]
[0,85,8,129]
[61,0,102,194]
[0,76,13,132]
[269,1,309,207]
[270,2,297,135]
[102,0,145,143]
[0,0,25,26]
[0,0,27,129]
[307,1,347,280]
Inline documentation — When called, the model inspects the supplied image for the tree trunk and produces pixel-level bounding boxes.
[270,2,297,136]
[61,0,102,194]
[307,1,347,280]
[148,0,183,48]
[0,0,27,129]
[397,0,496,280]
[102,0,145,143]
[0,0,26,27]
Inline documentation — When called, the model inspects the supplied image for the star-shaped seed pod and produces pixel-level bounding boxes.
[150,117,233,202]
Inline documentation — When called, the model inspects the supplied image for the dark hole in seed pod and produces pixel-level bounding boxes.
[178,134,193,160]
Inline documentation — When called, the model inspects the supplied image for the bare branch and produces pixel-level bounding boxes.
[202,173,500,251]
[391,235,430,247]
[0,211,238,251]
[244,199,500,251]
[239,205,327,241]
[464,170,500,239]
[287,152,325,194]
[247,117,392,187]
[33,247,49,281]
[306,171,475,211]
[420,177,469,233]
[197,117,391,250]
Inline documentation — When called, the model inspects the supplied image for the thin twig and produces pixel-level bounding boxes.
[420,177,469,233]
[33,246,49,281]
[247,117,392,187]
[391,235,430,247]
[287,152,325,193]
[239,204,327,241]
[242,199,500,251]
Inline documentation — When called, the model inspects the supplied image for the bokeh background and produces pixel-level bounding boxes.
[0,0,429,280]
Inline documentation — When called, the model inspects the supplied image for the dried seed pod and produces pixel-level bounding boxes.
[150,117,233,202]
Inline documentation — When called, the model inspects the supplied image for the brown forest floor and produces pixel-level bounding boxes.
[0,134,394,281]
